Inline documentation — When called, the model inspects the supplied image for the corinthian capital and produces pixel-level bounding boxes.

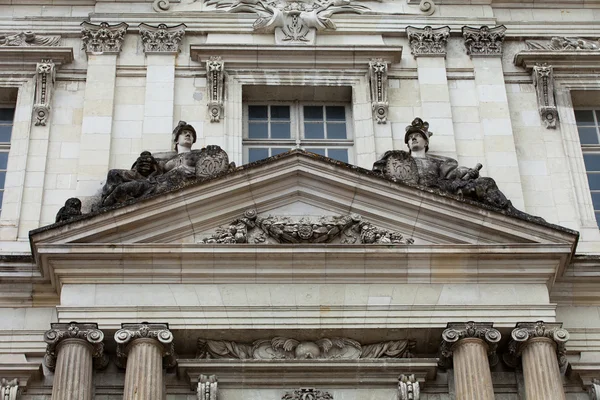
[462,25,506,57]
[81,21,128,54]
[438,321,501,369]
[406,26,450,57]
[504,321,569,371]
[139,23,186,53]
[43,322,108,371]
[114,322,176,368]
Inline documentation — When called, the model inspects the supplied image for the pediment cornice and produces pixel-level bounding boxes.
[515,50,600,73]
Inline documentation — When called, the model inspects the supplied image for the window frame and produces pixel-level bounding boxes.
[574,107,600,227]
[0,105,15,214]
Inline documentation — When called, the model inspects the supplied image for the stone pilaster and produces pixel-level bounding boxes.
[505,321,569,400]
[439,322,501,400]
[43,322,107,400]
[115,323,175,400]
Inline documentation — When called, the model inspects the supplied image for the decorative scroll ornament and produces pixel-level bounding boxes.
[114,323,176,368]
[462,25,506,57]
[369,59,388,124]
[526,37,600,51]
[198,375,218,400]
[438,322,501,369]
[406,26,450,57]
[398,375,420,400]
[139,23,186,53]
[43,322,108,371]
[532,63,558,129]
[0,379,19,400]
[81,21,129,54]
[207,57,224,123]
[197,337,415,359]
[200,209,413,244]
[503,321,570,373]
[590,379,600,400]
[282,388,333,400]
[32,60,56,126]
[0,31,60,47]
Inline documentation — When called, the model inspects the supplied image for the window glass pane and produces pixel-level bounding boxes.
[271,147,289,156]
[304,123,325,139]
[0,152,8,170]
[584,154,600,171]
[328,149,348,163]
[588,173,600,190]
[0,125,12,143]
[271,122,291,139]
[270,106,290,120]
[595,211,600,228]
[307,148,326,156]
[304,106,323,121]
[0,108,14,123]
[327,123,347,139]
[0,172,6,189]
[578,127,599,144]
[575,110,596,126]
[249,106,268,120]
[326,106,345,121]
[0,191,3,210]
[248,148,269,163]
[248,122,268,139]
[592,192,600,210]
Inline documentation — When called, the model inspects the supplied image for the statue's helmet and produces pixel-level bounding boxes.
[172,121,197,149]
[404,117,433,152]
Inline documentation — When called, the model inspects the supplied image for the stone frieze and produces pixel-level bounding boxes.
[0,31,60,47]
[282,388,332,400]
[526,36,600,51]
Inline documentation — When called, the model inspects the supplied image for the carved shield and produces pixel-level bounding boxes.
[384,151,419,185]
[195,145,230,179]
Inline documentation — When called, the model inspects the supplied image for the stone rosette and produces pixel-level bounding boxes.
[43,322,108,371]
[114,322,176,368]
[438,321,501,369]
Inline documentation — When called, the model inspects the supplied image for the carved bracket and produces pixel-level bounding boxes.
[369,59,388,124]
[282,388,333,400]
[406,26,450,57]
[590,379,600,400]
[81,21,129,54]
[206,56,224,123]
[0,379,19,400]
[43,322,108,371]
[462,25,506,57]
[114,322,176,368]
[33,60,56,126]
[438,322,501,369]
[503,321,570,373]
[532,63,558,129]
[398,374,420,400]
[198,374,218,400]
[139,23,186,53]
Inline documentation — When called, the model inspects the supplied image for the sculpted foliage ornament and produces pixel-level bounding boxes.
[438,322,501,369]
[532,63,558,129]
[81,21,128,54]
[43,322,108,371]
[197,337,415,359]
[207,57,224,122]
[198,374,218,400]
[282,388,333,400]
[0,379,19,400]
[0,31,60,47]
[398,375,420,400]
[114,323,176,368]
[526,36,600,51]
[139,23,186,53]
[462,25,506,56]
[200,209,413,244]
[406,26,450,57]
[369,59,388,124]
[33,60,56,126]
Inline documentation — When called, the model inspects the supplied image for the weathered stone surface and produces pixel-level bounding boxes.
[55,198,82,223]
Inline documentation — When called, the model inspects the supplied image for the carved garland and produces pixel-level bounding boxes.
[206,56,224,123]
[406,26,450,57]
[33,60,56,126]
[462,25,506,57]
[532,63,558,129]
[368,59,388,124]
[0,31,60,47]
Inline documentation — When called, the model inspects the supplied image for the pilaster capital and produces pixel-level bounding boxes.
[398,374,420,400]
[114,322,176,368]
[0,378,19,400]
[438,321,501,369]
[81,21,129,54]
[591,379,600,400]
[462,25,506,57]
[43,322,108,371]
[139,23,186,54]
[197,374,218,400]
[406,26,450,57]
[504,321,569,372]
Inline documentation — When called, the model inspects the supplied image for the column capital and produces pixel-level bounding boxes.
[43,322,108,371]
[81,21,128,54]
[406,26,450,57]
[438,321,501,369]
[504,321,570,371]
[139,23,186,54]
[114,322,176,368]
[462,25,506,57]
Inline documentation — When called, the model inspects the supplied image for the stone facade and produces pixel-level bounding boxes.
[1,1,600,399]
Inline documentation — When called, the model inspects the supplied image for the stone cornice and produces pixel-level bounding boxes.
[0,47,73,74]
[43,322,108,371]
[515,50,600,73]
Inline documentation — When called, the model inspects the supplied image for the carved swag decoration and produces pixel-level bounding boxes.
[282,388,333,400]
[197,337,415,359]
[0,31,60,47]
[200,209,413,244]
[526,36,600,51]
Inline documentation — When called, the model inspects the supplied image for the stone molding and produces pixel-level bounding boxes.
[438,322,501,369]
[114,323,176,368]
[504,321,570,372]
[206,56,224,123]
[398,374,420,400]
[462,25,506,57]
[139,23,186,54]
[43,322,108,371]
[198,374,218,400]
[532,63,558,129]
[0,31,60,47]
[0,378,19,400]
[33,60,56,126]
[368,58,389,124]
[406,26,450,57]
[81,21,128,54]
[282,388,332,400]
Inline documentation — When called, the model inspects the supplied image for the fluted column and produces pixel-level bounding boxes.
[505,321,569,400]
[43,322,107,400]
[115,323,176,400]
[439,322,501,400]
